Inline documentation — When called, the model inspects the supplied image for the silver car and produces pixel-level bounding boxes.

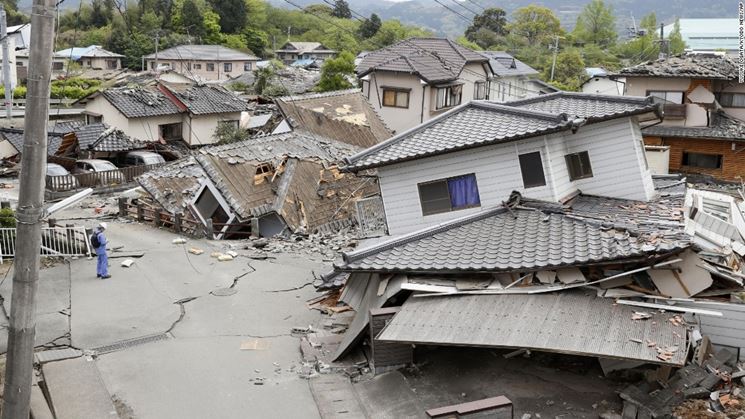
[46,163,79,191]
[73,159,126,187]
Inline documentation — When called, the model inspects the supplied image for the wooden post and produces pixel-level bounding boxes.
[174,213,182,233]
[118,197,127,217]
[250,218,259,238]
[136,202,144,222]
[153,211,161,227]
[204,219,213,239]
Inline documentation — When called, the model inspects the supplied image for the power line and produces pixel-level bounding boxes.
[432,0,473,24]
[449,0,480,16]
[464,0,485,11]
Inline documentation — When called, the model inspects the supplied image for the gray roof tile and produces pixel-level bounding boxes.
[0,128,64,155]
[143,45,259,61]
[344,102,573,170]
[163,84,247,115]
[616,54,737,80]
[642,111,745,141]
[336,206,679,273]
[102,87,182,118]
[356,37,489,83]
[480,51,539,77]
[505,92,658,121]
[74,123,146,152]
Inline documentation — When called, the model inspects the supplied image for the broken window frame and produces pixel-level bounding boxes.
[474,81,487,100]
[565,151,594,181]
[417,173,481,216]
[381,88,410,108]
[682,151,723,169]
[518,151,547,188]
[435,84,463,110]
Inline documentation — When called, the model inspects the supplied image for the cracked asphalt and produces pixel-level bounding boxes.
[0,219,327,418]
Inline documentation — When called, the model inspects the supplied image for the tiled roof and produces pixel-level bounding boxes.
[275,89,393,148]
[344,101,576,171]
[143,45,259,61]
[505,92,659,121]
[336,206,676,273]
[481,51,539,77]
[74,123,145,152]
[276,41,336,54]
[616,54,737,80]
[102,87,182,118]
[642,111,745,141]
[49,120,85,134]
[0,128,64,155]
[138,157,207,214]
[356,37,489,83]
[54,45,124,59]
[162,84,247,115]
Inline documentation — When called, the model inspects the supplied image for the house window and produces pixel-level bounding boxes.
[52,62,64,71]
[159,123,183,142]
[218,120,239,130]
[106,60,117,69]
[223,63,232,73]
[207,63,215,72]
[86,59,92,66]
[647,91,684,104]
[194,63,202,70]
[682,152,722,169]
[518,152,546,188]
[565,151,594,181]
[85,114,102,124]
[382,88,410,108]
[418,173,481,216]
[718,92,745,108]
[244,62,252,71]
[436,85,463,110]
[474,81,487,100]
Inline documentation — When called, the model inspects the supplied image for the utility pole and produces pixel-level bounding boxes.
[658,23,667,59]
[0,4,12,120]
[154,31,160,72]
[1,0,56,416]
[287,25,291,41]
[549,35,559,82]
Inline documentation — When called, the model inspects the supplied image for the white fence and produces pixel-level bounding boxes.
[0,226,91,261]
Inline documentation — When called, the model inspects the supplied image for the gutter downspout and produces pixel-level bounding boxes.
[420,84,426,124]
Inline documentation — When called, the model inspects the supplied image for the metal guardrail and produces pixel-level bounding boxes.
[0,226,91,261]
[46,163,165,192]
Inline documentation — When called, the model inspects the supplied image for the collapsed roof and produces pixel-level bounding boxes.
[72,123,146,152]
[642,110,745,141]
[275,89,393,148]
[0,128,64,156]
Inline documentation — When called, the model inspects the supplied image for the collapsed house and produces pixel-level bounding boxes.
[310,92,745,415]
[138,131,380,238]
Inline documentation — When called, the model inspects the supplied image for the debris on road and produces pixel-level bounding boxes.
[188,248,204,255]
[240,339,270,351]
[120,259,134,268]
[172,238,187,244]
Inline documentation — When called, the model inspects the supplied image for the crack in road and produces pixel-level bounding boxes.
[166,296,199,336]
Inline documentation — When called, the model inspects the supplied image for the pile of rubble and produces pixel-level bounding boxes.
[242,229,360,261]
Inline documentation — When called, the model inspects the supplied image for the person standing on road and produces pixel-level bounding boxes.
[92,222,110,279]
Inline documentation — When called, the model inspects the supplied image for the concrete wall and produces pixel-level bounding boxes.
[145,59,256,81]
[582,77,623,95]
[377,117,654,235]
[362,63,490,134]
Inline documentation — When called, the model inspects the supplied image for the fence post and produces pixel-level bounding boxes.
[251,218,259,238]
[136,202,144,222]
[153,211,161,228]
[118,197,127,217]
[174,212,182,234]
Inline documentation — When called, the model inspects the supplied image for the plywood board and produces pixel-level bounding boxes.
[556,267,585,284]
[649,250,712,298]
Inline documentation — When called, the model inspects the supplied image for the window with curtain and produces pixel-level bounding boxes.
[565,151,594,181]
[436,85,463,110]
[718,93,745,108]
[418,173,481,216]
[474,81,487,100]
[382,88,410,108]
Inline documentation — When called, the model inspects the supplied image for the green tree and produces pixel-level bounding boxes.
[640,12,657,35]
[455,36,480,50]
[362,19,432,50]
[358,13,381,39]
[316,51,355,92]
[573,0,617,48]
[508,5,562,47]
[668,19,687,55]
[181,0,204,39]
[90,0,112,27]
[208,0,247,33]
[304,4,333,16]
[465,7,507,48]
[243,27,269,57]
[547,49,585,91]
[331,0,351,19]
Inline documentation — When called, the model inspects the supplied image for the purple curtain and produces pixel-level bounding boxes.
[448,175,480,209]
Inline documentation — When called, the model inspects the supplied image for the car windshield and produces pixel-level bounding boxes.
[91,161,117,171]
[46,165,68,176]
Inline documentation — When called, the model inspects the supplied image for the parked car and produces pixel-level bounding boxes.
[117,151,166,167]
[73,159,125,187]
[45,163,78,191]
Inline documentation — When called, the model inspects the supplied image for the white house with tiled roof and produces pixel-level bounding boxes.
[356,37,493,134]
[343,93,661,235]
[143,45,260,81]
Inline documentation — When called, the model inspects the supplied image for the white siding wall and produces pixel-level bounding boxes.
[378,136,558,235]
[680,301,745,360]
[187,113,241,146]
[378,117,655,235]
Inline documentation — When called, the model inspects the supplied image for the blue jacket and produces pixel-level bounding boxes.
[95,230,107,254]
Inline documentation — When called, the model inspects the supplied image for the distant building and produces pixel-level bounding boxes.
[143,45,260,82]
[53,45,125,71]
[275,42,337,65]
[480,51,540,102]
[663,19,739,55]
[581,67,624,96]
[357,37,492,133]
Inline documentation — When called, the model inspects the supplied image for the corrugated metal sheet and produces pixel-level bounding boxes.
[377,291,688,365]
[679,300,745,359]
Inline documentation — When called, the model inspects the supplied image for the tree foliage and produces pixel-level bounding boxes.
[331,0,352,19]
[573,0,616,48]
[316,51,355,92]
[508,5,562,47]
[465,7,507,49]
[358,13,382,39]
[668,19,687,55]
